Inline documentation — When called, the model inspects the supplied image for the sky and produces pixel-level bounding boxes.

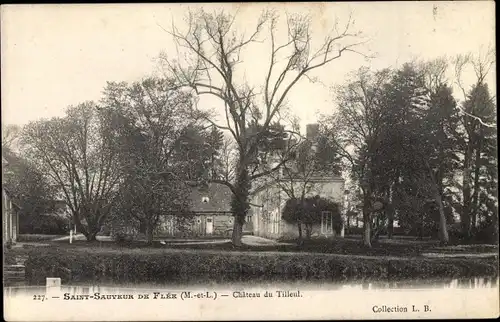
[1,2,496,134]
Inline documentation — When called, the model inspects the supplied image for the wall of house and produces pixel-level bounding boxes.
[155,214,201,238]
[155,213,245,238]
[305,178,345,204]
[12,212,18,242]
[212,214,232,236]
[251,184,285,239]
[251,177,345,240]
[3,189,10,242]
[2,189,16,244]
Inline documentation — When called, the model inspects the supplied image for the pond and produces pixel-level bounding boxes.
[4,276,498,298]
[5,277,498,321]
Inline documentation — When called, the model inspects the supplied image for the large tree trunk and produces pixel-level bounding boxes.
[87,232,97,242]
[426,160,449,245]
[492,210,499,245]
[461,143,474,240]
[85,229,98,242]
[72,212,83,234]
[145,221,154,245]
[230,161,251,247]
[470,135,482,237]
[84,222,100,241]
[363,213,371,247]
[418,220,424,240]
[305,223,313,240]
[297,220,303,243]
[429,177,449,244]
[139,221,147,234]
[471,207,478,237]
[80,211,99,242]
[434,191,449,245]
[387,184,394,239]
[362,195,372,248]
[387,210,394,239]
[81,206,110,242]
[231,216,244,247]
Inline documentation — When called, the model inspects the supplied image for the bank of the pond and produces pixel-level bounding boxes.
[24,246,498,285]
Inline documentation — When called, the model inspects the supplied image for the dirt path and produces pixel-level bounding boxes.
[52,234,293,247]
[421,252,498,258]
[51,234,112,242]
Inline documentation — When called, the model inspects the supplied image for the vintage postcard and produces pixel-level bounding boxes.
[2,2,498,321]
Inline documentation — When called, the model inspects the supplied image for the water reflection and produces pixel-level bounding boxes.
[4,276,498,298]
[341,277,498,290]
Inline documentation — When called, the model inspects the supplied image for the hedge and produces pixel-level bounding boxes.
[24,247,498,285]
[19,214,69,235]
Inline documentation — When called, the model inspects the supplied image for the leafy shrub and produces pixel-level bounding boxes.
[4,250,17,265]
[99,225,111,236]
[473,220,499,244]
[4,240,13,249]
[113,232,134,243]
[282,196,343,237]
[20,214,69,235]
[345,227,364,235]
[109,216,141,242]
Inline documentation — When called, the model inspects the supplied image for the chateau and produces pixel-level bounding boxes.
[250,124,346,239]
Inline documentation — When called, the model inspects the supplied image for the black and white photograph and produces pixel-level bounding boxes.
[2,2,498,320]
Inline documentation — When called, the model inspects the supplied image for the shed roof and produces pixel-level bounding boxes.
[187,182,233,213]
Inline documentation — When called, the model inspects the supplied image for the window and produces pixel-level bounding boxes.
[246,215,252,223]
[271,212,280,234]
[202,196,210,203]
[321,211,333,234]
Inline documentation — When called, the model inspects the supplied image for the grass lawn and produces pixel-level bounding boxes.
[159,237,439,256]
[46,234,499,257]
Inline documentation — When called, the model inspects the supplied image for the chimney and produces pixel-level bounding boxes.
[306,123,319,140]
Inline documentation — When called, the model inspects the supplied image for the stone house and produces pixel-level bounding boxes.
[249,123,346,240]
[2,156,20,245]
[2,186,20,245]
[250,174,345,240]
[155,182,252,238]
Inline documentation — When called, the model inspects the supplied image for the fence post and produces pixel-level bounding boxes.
[46,277,61,296]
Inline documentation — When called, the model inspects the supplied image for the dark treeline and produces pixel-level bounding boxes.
[320,56,497,247]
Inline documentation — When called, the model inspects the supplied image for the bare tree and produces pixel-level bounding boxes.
[2,124,21,152]
[21,103,121,241]
[321,67,391,248]
[454,49,496,128]
[418,56,449,92]
[218,135,238,183]
[453,49,497,239]
[159,7,367,246]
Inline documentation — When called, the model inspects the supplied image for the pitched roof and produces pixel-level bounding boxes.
[187,182,233,213]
